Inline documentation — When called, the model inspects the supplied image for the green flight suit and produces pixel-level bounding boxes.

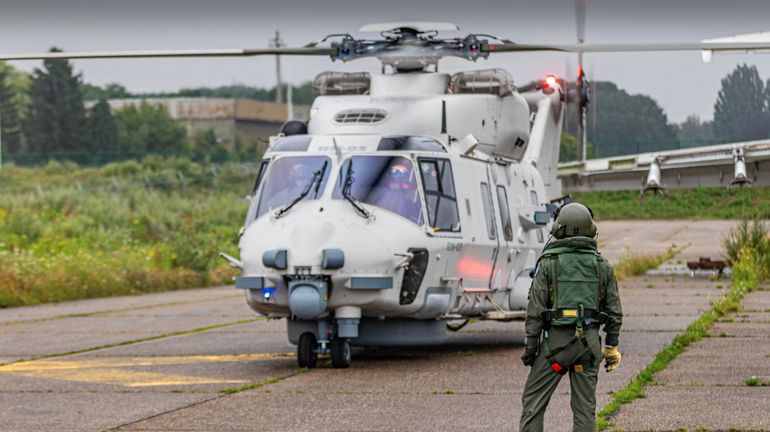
[519,236,623,432]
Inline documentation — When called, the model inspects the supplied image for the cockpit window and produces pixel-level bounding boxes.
[332,156,424,225]
[255,156,330,219]
[270,136,312,152]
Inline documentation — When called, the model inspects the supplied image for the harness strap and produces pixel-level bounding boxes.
[542,331,595,375]
[541,308,607,325]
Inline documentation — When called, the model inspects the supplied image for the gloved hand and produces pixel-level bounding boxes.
[602,346,622,372]
[520,338,539,366]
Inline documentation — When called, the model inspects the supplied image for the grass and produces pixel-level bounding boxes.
[220,374,294,394]
[573,187,770,220]
[0,158,256,307]
[745,376,770,387]
[613,244,679,281]
[596,222,768,430]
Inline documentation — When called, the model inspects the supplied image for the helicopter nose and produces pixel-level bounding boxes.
[287,220,336,265]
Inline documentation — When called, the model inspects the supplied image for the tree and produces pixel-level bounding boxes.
[81,82,131,101]
[0,67,22,156]
[676,115,715,148]
[714,64,768,142]
[193,128,230,162]
[86,98,118,154]
[24,48,87,155]
[565,81,678,157]
[559,132,594,162]
[114,102,187,156]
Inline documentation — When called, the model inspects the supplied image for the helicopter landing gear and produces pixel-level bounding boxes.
[330,338,352,368]
[297,332,318,368]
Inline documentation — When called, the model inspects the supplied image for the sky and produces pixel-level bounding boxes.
[3,0,770,122]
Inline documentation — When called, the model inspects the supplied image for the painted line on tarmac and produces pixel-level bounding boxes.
[0,317,264,367]
[0,353,294,387]
[0,292,243,327]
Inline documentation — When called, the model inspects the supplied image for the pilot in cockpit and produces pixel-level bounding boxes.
[370,162,422,224]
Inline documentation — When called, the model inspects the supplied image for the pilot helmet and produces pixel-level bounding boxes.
[386,163,412,189]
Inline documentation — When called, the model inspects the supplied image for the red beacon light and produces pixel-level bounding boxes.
[545,74,558,88]
[542,74,559,94]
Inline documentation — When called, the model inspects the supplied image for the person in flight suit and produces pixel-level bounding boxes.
[519,202,623,432]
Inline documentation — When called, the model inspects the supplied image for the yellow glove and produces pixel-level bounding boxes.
[602,346,621,372]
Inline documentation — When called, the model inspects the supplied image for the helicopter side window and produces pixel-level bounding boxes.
[418,158,461,232]
[244,159,271,226]
[251,159,270,196]
[332,156,424,225]
[255,156,331,219]
[496,185,513,241]
[480,183,496,239]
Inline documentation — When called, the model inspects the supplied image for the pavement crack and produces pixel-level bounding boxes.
[103,393,229,432]
[0,317,263,367]
[0,293,243,327]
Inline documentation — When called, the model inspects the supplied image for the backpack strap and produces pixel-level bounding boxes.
[548,255,559,307]
[595,255,607,311]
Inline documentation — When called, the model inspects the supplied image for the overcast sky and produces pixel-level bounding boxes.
[3,0,770,122]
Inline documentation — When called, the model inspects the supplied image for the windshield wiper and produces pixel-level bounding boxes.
[275,160,328,218]
[342,160,370,218]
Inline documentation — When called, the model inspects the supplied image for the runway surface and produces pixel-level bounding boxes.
[0,220,737,431]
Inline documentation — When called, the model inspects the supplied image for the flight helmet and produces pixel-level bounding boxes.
[550,202,597,239]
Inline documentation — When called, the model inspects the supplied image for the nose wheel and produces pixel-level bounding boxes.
[297,332,318,368]
[330,338,352,368]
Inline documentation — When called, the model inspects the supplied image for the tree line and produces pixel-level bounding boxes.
[0,52,272,165]
[562,63,770,159]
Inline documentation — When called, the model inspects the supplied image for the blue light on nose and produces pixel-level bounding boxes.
[263,287,276,300]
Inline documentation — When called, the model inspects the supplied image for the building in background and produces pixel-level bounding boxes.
[97,98,309,155]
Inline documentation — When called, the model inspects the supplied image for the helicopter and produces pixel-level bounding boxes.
[5,17,770,368]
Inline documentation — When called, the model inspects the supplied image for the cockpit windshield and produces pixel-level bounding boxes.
[332,156,424,225]
[255,156,331,219]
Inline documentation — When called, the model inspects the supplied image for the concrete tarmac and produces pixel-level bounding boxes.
[0,220,738,431]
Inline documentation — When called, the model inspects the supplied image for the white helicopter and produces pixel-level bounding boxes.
[6,18,770,368]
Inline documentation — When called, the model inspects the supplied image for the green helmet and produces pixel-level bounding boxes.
[550,202,597,239]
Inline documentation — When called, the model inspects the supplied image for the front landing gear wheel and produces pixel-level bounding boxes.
[297,332,318,368]
[330,338,352,368]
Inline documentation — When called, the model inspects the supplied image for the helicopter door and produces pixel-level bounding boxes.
[453,160,497,291]
[478,180,499,291]
[490,177,514,291]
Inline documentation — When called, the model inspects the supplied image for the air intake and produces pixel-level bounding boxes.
[334,109,388,124]
[313,71,370,96]
[450,69,515,97]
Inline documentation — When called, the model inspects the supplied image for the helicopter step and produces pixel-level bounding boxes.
[484,310,527,321]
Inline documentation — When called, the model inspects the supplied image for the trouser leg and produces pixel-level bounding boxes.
[569,352,601,431]
[519,349,563,432]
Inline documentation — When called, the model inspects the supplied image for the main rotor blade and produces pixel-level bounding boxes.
[575,0,586,75]
[0,47,336,61]
[487,41,770,54]
[575,0,586,45]
[556,41,770,53]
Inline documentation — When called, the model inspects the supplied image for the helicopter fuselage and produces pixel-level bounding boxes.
[236,70,564,366]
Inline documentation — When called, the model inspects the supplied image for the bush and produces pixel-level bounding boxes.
[0,160,254,307]
[722,218,770,265]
